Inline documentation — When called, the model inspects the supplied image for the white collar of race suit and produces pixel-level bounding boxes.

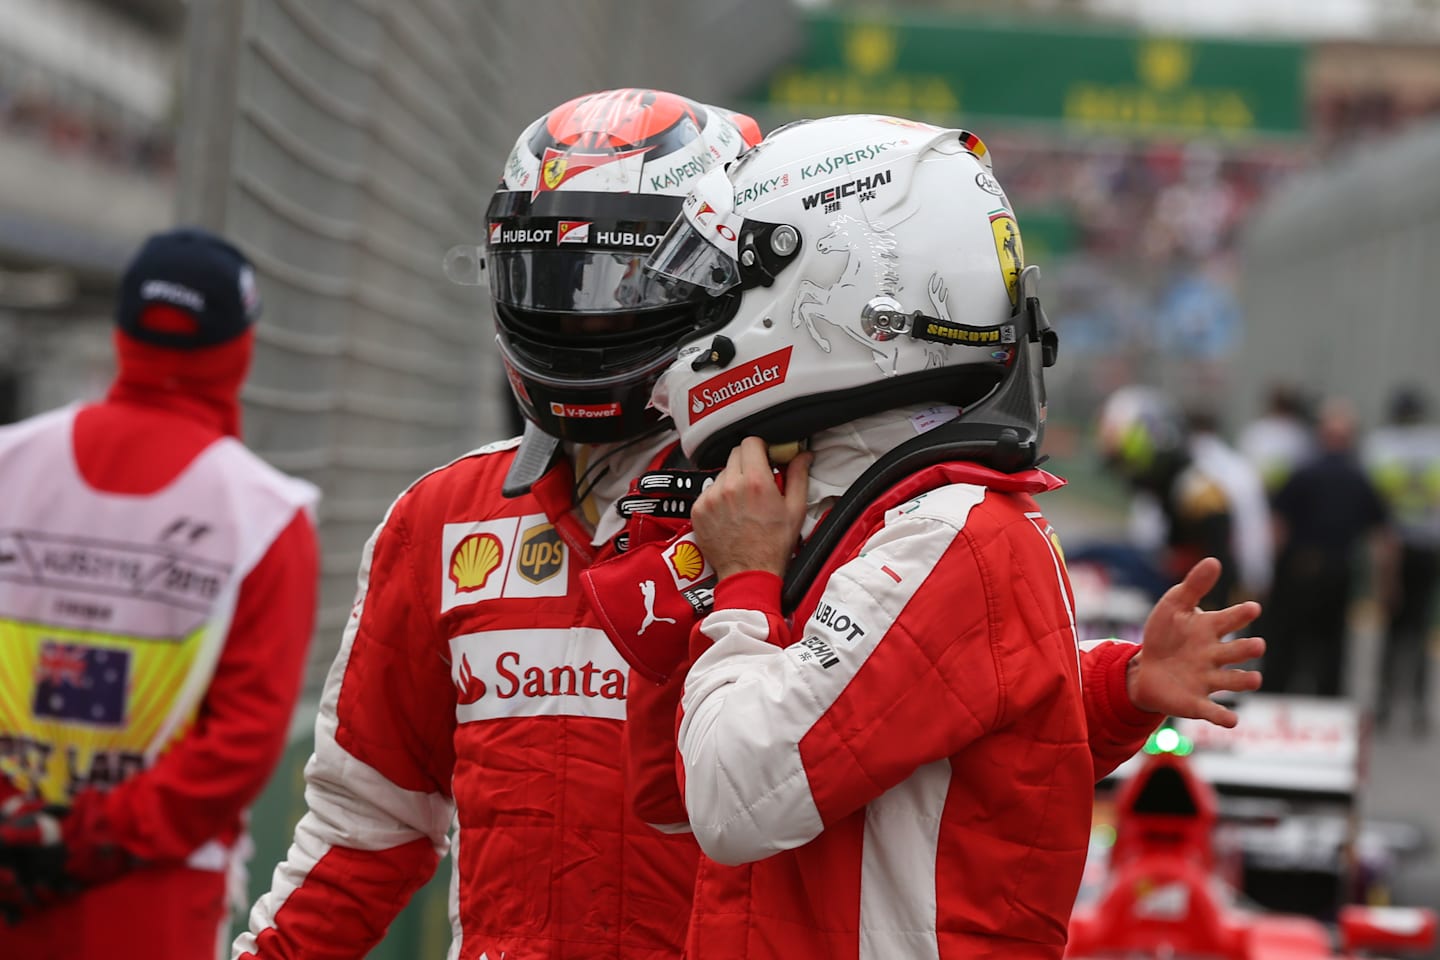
[802,403,963,538]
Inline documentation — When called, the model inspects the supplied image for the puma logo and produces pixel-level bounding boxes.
[638,579,677,636]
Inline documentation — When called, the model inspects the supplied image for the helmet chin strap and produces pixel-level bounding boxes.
[502,421,562,498]
[780,265,1057,613]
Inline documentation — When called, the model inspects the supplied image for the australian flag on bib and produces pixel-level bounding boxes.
[32,641,130,727]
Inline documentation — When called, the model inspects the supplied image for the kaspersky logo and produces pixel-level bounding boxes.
[687,347,793,422]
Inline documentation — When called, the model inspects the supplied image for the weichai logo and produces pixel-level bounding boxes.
[687,346,793,422]
[800,169,893,211]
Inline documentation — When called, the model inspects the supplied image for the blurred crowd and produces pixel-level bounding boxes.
[985,135,1306,423]
[1086,381,1440,739]
[993,134,1300,267]
[1313,87,1440,148]
[0,83,174,176]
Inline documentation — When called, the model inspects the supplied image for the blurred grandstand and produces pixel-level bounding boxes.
[5,0,1440,954]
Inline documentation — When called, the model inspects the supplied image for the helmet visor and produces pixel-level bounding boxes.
[489,247,697,314]
[485,189,695,314]
[646,217,741,295]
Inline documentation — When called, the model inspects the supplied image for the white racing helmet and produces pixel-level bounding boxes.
[646,115,1044,468]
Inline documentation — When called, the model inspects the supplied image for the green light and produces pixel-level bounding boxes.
[1093,823,1117,848]
[1155,728,1181,753]
[1174,736,1195,756]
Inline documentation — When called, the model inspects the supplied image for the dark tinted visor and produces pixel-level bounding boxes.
[486,191,695,314]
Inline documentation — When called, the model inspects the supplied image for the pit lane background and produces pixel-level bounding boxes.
[172,1,1440,954]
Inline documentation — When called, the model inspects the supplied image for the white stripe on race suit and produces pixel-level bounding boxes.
[185,838,230,872]
[680,483,986,866]
[447,815,461,960]
[859,758,950,960]
[234,507,454,958]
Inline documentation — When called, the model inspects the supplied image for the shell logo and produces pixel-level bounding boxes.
[450,533,503,593]
[668,541,705,583]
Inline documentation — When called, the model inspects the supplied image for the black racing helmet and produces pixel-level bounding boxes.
[484,89,761,492]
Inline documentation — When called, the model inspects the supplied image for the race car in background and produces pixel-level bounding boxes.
[1099,696,1428,918]
[1069,545,1430,920]
[1068,744,1436,959]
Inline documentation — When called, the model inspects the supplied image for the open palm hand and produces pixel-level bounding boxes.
[1128,557,1265,728]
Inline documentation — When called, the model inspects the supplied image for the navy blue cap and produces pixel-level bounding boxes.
[115,227,261,348]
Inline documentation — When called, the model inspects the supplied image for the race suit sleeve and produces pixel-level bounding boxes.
[645,645,1151,837]
[94,510,319,860]
[1077,640,1159,779]
[678,499,1018,868]
[234,502,458,960]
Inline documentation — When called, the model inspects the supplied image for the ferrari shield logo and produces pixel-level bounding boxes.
[541,155,567,191]
[533,147,651,198]
[989,210,1025,304]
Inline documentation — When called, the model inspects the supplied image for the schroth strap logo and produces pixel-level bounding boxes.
[687,346,793,422]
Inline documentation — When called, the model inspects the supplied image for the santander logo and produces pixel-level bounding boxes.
[455,653,486,704]
[457,650,626,701]
[687,346,793,422]
[450,628,628,721]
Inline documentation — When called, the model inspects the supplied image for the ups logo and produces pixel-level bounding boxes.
[517,522,565,584]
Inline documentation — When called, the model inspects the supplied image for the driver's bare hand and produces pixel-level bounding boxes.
[691,437,811,580]
[1128,557,1265,728]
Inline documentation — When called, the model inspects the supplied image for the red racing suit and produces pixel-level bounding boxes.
[673,462,1156,960]
[236,441,701,960]
[0,342,319,960]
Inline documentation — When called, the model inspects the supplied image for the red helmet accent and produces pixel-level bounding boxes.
[545,88,704,151]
